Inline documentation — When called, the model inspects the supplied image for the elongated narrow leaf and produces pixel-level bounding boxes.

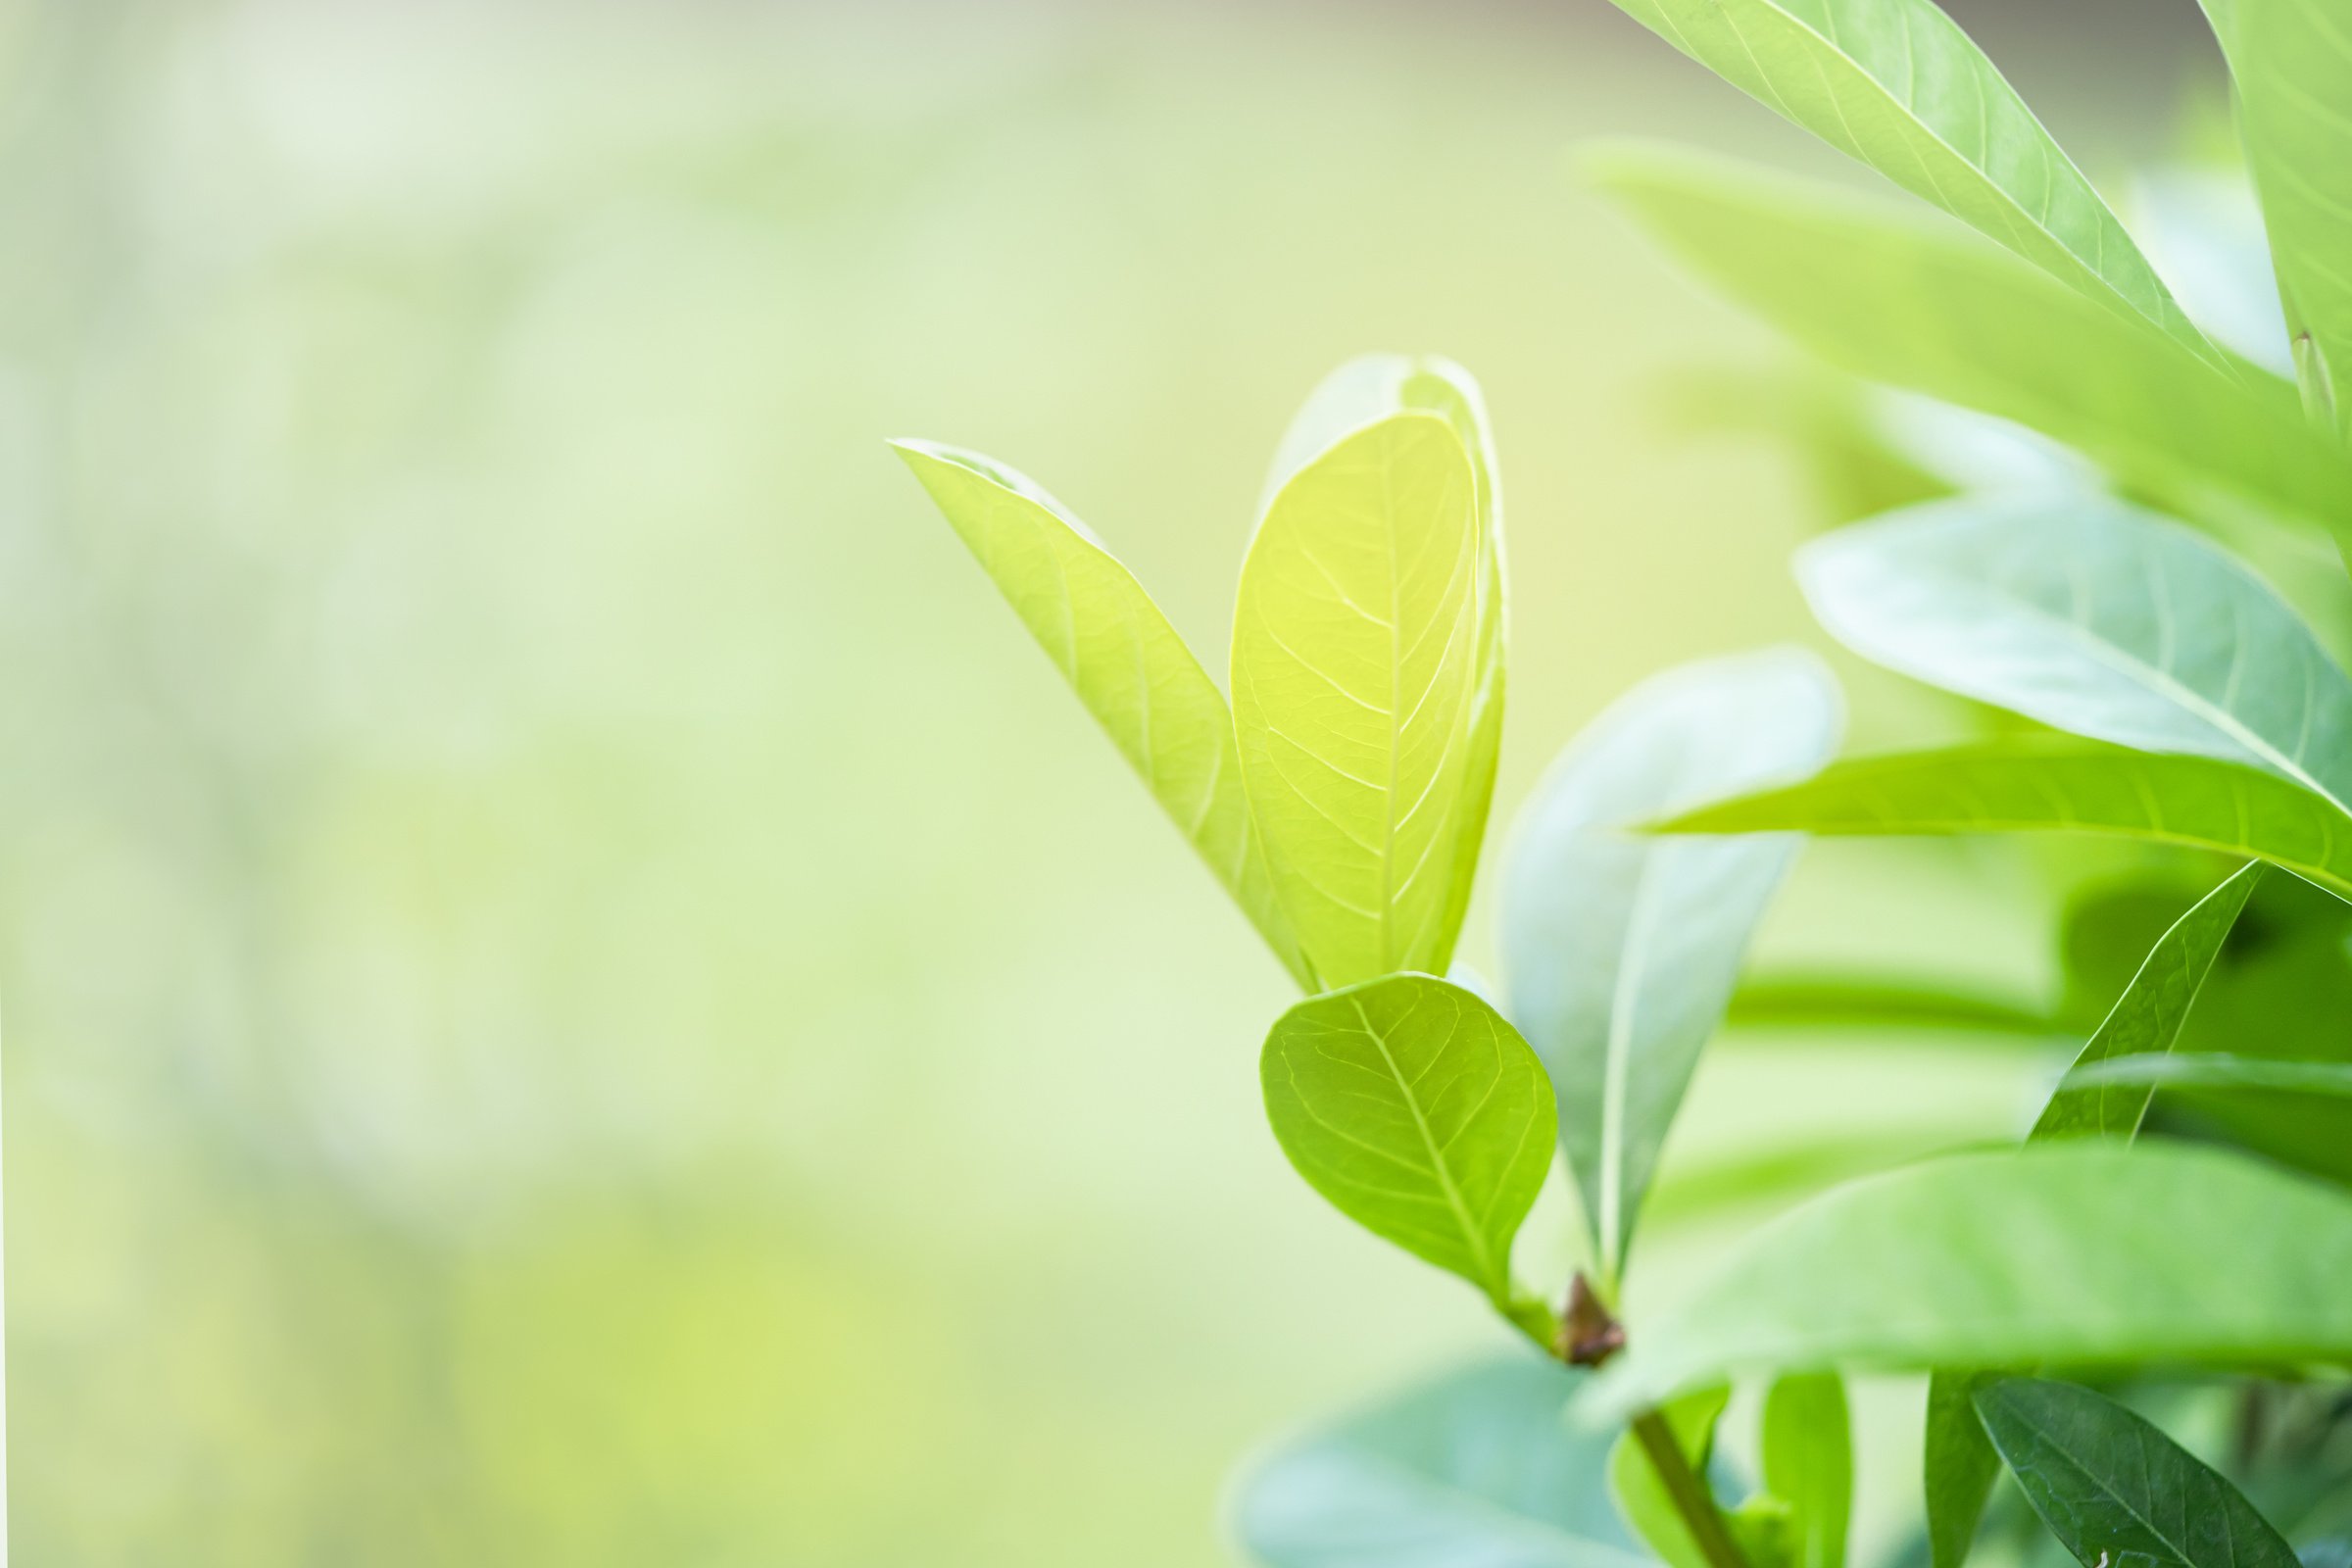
[1234,414,1485,987]
[1579,1141,2352,1420]
[2216,0,2352,432]
[1266,358,1508,986]
[2065,1053,2352,1099]
[1586,147,2352,539]
[1659,739,2352,904]
[1975,1378,2300,1568]
[1798,495,2352,808]
[1763,1373,1851,1568]
[1504,650,1840,1281]
[1727,974,2057,1037]
[1599,0,2219,364]
[2035,861,2265,1139]
[1260,974,1555,1315]
[894,441,1311,986]
[1607,1385,1731,1568]
[1233,1355,1646,1568]
[1923,1373,2002,1568]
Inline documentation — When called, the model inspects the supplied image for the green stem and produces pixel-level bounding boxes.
[1630,1408,1750,1568]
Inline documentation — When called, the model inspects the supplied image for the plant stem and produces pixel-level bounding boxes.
[1630,1408,1749,1568]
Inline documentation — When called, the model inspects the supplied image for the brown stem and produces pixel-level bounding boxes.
[1630,1408,1751,1568]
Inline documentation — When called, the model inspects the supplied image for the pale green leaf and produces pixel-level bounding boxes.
[1923,1373,2001,1568]
[1607,1385,1731,1568]
[1761,1373,1850,1568]
[1797,495,2352,808]
[1259,974,1555,1313]
[2130,168,2293,376]
[1233,1355,1647,1568]
[2034,861,2265,1140]
[894,440,1311,987]
[1503,650,1841,1281]
[1579,1141,2352,1420]
[1267,357,1508,989]
[1658,739,2352,904]
[1974,1377,2300,1568]
[2219,0,2352,434]
[2063,1052,2352,1099]
[1234,414,1486,987]
[1586,147,2352,539]
[1726,974,2056,1037]
[1598,0,2220,364]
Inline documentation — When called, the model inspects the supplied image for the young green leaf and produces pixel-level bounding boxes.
[2034,861,2265,1140]
[2063,1052,2352,1099]
[1503,650,1841,1282]
[893,440,1312,987]
[1923,1374,2002,1568]
[2216,0,2352,433]
[1266,357,1508,996]
[1233,1355,1646,1568]
[1607,1385,1732,1568]
[1762,1373,1851,1568]
[1260,974,1555,1316]
[1658,740,2352,904]
[1233,414,1486,988]
[1586,147,2352,539]
[1797,496,2352,808]
[1726,974,2057,1037]
[1596,0,2221,365]
[1578,1141,2352,1421]
[1973,1377,2301,1568]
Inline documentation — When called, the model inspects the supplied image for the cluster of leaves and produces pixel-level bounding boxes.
[898,0,2352,1563]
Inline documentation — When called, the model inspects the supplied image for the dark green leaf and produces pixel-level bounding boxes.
[1924,1373,2002,1568]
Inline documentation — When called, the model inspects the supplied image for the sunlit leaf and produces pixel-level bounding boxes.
[1797,495,2352,808]
[1233,414,1486,987]
[1232,1355,1647,1568]
[1503,650,1841,1279]
[894,440,1312,986]
[1726,973,2056,1037]
[2210,0,2352,433]
[1658,739,2352,904]
[2130,168,2293,376]
[1597,0,2221,365]
[1974,1377,2300,1568]
[1586,147,2352,539]
[2064,1052,2352,1099]
[1923,1373,2001,1568]
[1579,1141,2352,1420]
[1607,1385,1732,1568]
[1267,357,1508,991]
[1761,1372,1850,1568]
[1260,974,1555,1320]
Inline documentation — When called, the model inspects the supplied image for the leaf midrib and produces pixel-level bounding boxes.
[1350,993,1499,1296]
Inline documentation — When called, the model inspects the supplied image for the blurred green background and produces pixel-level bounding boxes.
[0,1,2228,1562]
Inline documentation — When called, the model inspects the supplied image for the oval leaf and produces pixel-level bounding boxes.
[1659,740,2352,904]
[1503,649,1841,1281]
[1580,1141,2352,1420]
[1234,414,1486,988]
[1974,1377,2300,1568]
[1798,495,2352,808]
[894,440,1311,986]
[1232,1355,1646,1568]
[1260,974,1555,1310]
[1598,0,2220,365]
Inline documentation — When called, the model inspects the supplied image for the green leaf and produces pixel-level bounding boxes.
[2036,861,2267,1139]
[1973,1377,2300,1568]
[1232,1354,1647,1568]
[1233,413,1487,988]
[2219,0,2352,434]
[893,440,1312,987]
[1761,1373,1851,1568]
[1503,650,1841,1280]
[1585,147,2352,539]
[2064,1052,2352,1099]
[1725,973,2057,1037]
[1259,973,1555,1315]
[1657,739,2352,904]
[1608,1385,1732,1568]
[1578,1141,2352,1420]
[1266,357,1509,994]
[1596,0,2221,365]
[1797,495,2352,808]
[1923,1373,2002,1568]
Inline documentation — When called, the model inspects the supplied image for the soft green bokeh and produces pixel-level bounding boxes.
[0,1,2206,1562]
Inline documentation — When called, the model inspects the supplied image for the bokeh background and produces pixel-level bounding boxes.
[0,1,2234,1562]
